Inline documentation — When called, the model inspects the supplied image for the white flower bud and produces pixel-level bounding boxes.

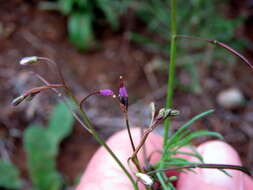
[20,56,38,65]
[11,95,26,106]
[135,172,154,187]
[157,108,166,120]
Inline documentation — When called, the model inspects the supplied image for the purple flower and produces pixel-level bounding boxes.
[119,86,128,97]
[99,89,114,96]
[119,76,128,97]
[119,76,128,108]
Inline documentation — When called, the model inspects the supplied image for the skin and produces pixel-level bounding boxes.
[76,128,253,190]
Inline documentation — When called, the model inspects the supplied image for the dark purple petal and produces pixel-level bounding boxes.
[119,76,128,108]
[119,87,128,97]
[99,89,114,96]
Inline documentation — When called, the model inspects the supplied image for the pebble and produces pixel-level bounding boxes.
[217,88,245,109]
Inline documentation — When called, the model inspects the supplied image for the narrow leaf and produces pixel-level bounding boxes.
[175,130,223,149]
[165,109,214,151]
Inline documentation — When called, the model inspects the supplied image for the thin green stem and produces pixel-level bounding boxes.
[160,1,177,188]
[163,0,177,144]
[125,112,143,173]
[67,91,139,190]
[23,58,139,189]
[90,127,139,188]
[156,173,169,190]
[125,113,136,152]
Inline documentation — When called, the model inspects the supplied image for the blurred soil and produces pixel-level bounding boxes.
[0,0,253,188]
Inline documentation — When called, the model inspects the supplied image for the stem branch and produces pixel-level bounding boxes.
[164,0,177,143]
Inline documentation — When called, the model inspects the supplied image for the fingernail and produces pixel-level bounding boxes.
[199,141,244,190]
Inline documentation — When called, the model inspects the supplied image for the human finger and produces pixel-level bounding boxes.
[177,140,253,190]
[76,128,163,190]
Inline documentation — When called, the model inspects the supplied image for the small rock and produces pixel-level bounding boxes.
[217,88,245,109]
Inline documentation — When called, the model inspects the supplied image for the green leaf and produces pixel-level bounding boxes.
[164,157,194,166]
[175,150,203,162]
[58,0,74,15]
[24,125,62,190]
[96,0,119,29]
[174,130,223,149]
[48,102,74,146]
[185,145,204,162]
[167,182,176,190]
[23,103,74,190]
[75,0,89,9]
[68,12,96,50]
[0,160,22,189]
[165,109,214,151]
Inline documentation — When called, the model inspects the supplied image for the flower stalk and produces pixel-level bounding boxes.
[159,0,178,186]
[176,35,253,70]
[164,0,177,142]
[14,57,140,190]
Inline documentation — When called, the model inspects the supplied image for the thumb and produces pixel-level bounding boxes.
[177,141,252,190]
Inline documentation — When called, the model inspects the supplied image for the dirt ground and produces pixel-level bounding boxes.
[0,0,253,188]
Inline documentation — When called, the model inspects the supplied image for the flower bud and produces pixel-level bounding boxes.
[166,109,180,117]
[156,108,166,120]
[20,56,38,65]
[156,108,180,120]
[135,172,154,187]
[119,86,128,97]
[168,175,177,181]
[99,89,114,96]
[11,95,26,106]
[119,76,128,108]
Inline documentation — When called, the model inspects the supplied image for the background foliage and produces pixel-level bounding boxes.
[0,103,74,190]
[40,0,131,50]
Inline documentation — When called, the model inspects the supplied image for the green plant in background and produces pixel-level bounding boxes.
[40,0,131,50]
[24,102,74,190]
[130,0,246,93]
[135,0,244,45]
[0,102,74,190]
[0,159,22,189]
